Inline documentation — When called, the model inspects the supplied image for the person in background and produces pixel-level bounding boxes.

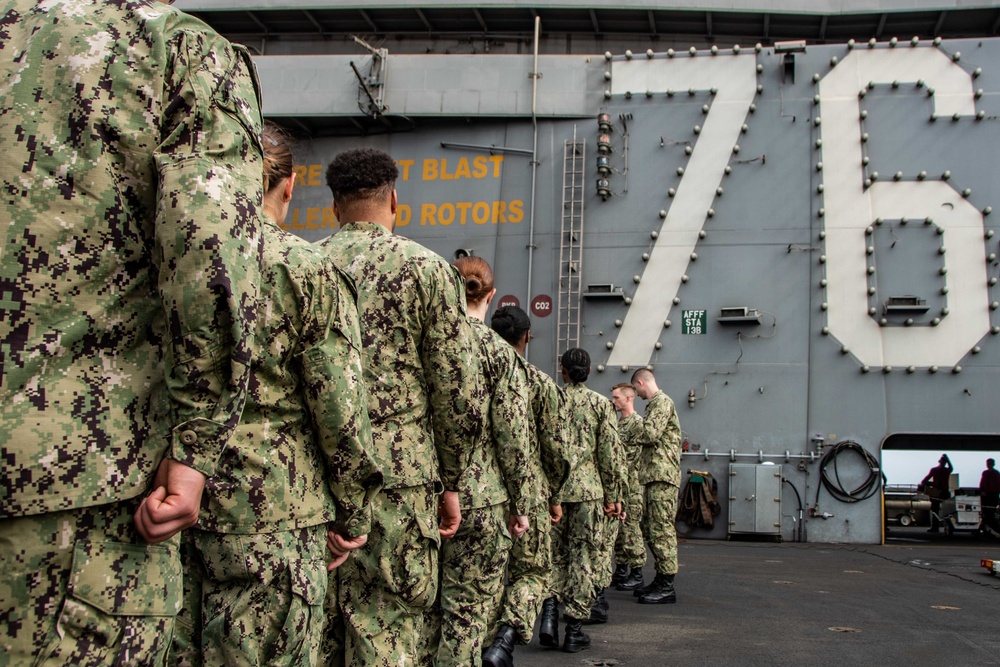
[175,122,382,666]
[318,147,483,667]
[0,1,264,664]
[482,306,571,667]
[544,349,624,654]
[978,458,1000,535]
[630,368,683,605]
[920,454,953,533]
[611,383,648,593]
[420,257,535,666]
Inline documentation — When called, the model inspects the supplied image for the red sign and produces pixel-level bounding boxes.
[497,294,520,310]
[531,294,553,318]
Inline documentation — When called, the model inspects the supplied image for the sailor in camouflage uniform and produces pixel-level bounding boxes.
[483,306,571,667]
[318,148,483,667]
[544,349,625,654]
[176,123,383,667]
[611,383,648,592]
[0,2,264,664]
[630,368,682,604]
[418,257,536,667]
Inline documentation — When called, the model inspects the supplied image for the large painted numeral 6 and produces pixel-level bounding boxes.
[819,48,989,367]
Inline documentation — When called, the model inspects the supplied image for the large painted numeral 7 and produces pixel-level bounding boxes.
[607,54,758,367]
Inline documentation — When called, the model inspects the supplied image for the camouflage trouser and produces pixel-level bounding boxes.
[0,499,180,667]
[496,503,551,644]
[643,482,679,576]
[596,513,620,589]
[338,483,440,667]
[319,568,344,667]
[176,525,328,667]
[615,477,646,568]
[549,500,605,620]
[419,502,511,667]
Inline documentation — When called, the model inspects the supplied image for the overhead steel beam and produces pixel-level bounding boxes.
[472,8,488,32]
[590,9,600,34]
[302,9,323,33]
[359,9,378,32]
[993,9,1000,34]
[414,8,433,32]
[706,11,713,38]
[245,11,269,35]
[763,13,770,39]
[647,10,657,36]
[875,13,887,38]
[933,11,948,36]
[819,16,827,40]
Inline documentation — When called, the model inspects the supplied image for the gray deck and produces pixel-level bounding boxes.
[515,533,1000,666]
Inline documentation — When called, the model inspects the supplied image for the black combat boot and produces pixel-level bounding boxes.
[482,624,518,667]
[538,597,560,648]
[610,563,629,586]
[562,618,591,653]
[616,566,645,591]
[632,577,654,597]
[584,588,608,624]
[637,573,676,604]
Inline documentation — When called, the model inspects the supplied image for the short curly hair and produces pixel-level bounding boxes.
[325,147,399,205]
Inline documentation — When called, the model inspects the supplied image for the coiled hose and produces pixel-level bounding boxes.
[815,440,885,505]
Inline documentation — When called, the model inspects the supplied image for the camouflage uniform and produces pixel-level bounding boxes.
[180,221,382,666]
[319,222,482,667]
[614,413,648,569]
[422,320,535,666]
[497,362,570,644]
[636,391,683,576]
[550,383,625,621]
[0,2,262,665]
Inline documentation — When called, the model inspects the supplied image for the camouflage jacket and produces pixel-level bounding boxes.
[524,361,571,505]
[0,0,263,517]
[318,222,482,491]
[560,383,625,504]
[636,391,682,486]
[458,320,536,515]
[199,221,383,536]
[618,412,647,473]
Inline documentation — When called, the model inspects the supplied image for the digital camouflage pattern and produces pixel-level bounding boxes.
[0,501,180,666]
[336,484,441,667]
[421,503,511,667]
[615,412,648,568]
[187,526,329,667]
[497,503,553,644]
[643,482,680,576]
[549,501,607,620]
[318,221,482,491]
[636,391,683,487]
[0,2,261,665]
[198,220,382,536]
[525,361,572,504]
[175,220,382,665]
[635,391,682,575]
[459,319,535,514]
[320,220,482,664]
[551,382,624,620]
[0,0,264,516]
[560,383,626,504]
[494,360,569,644]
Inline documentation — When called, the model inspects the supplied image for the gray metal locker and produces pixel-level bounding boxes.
[728,463,782,538]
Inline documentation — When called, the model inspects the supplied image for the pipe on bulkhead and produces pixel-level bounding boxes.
[525,15,540,312]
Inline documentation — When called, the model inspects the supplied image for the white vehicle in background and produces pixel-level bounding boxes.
[939,487,982,536]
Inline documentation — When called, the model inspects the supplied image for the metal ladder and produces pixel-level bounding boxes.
[555,129,586,375]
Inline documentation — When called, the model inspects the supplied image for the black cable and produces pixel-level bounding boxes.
[815,440,884,506]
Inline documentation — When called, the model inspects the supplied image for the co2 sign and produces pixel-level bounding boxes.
[531,294,553,318]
